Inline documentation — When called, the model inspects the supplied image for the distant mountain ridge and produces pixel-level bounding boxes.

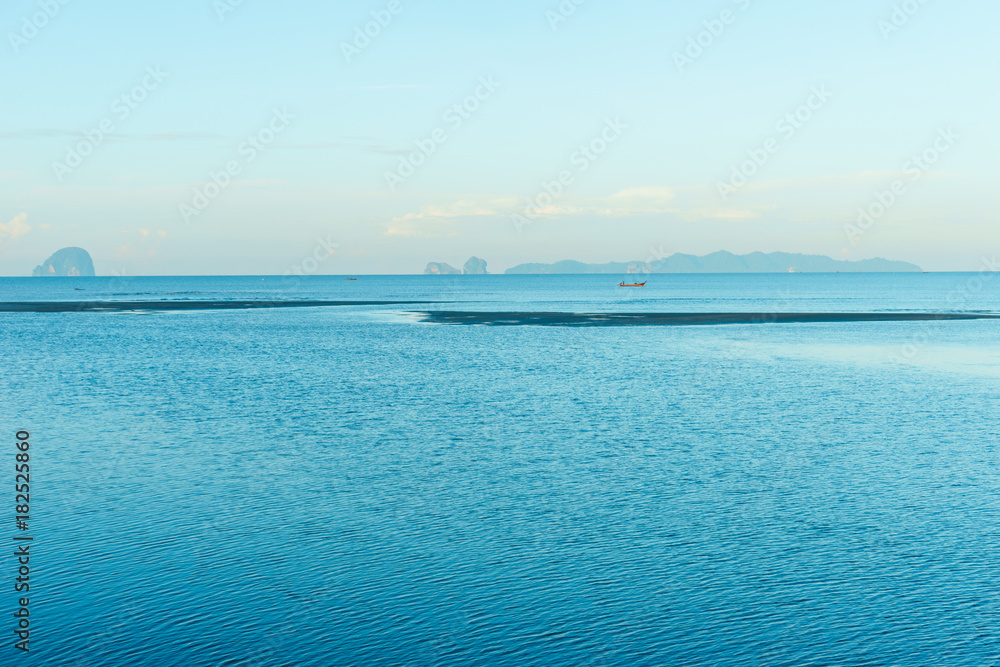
[505,251,921,274]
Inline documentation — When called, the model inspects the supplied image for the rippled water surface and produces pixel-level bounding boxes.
[2,274,999,666]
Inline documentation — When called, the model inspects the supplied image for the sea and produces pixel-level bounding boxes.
[1,273,998,666]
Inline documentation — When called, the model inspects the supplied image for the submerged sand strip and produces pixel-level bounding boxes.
[0,300,436,313]
[416,311,1000,326]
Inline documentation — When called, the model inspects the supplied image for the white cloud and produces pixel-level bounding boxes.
[673,206,772,222]
[385,223,459,239]
[390,197,518,223]
[0,213,31,244]
[387,185,767,227]
[608,186,675,201]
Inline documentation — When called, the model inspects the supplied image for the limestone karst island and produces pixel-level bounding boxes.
[31,247,96,277]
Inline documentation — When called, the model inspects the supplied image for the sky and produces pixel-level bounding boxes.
[0,0,997,275]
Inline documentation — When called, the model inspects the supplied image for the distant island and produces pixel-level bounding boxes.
[504,251,921,274]
[424,256,489,275]
[32,247,95,277]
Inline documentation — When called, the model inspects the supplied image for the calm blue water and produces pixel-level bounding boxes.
[2,274,999,666]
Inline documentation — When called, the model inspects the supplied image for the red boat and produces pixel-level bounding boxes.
[619,281,647,287]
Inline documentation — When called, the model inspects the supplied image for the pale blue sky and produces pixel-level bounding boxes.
[0,0,997,274]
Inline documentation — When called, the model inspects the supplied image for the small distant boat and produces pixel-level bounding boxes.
[346,278,358,281]
[619,281,647,287]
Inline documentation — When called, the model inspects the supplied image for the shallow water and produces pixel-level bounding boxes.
[2,274,998,665]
